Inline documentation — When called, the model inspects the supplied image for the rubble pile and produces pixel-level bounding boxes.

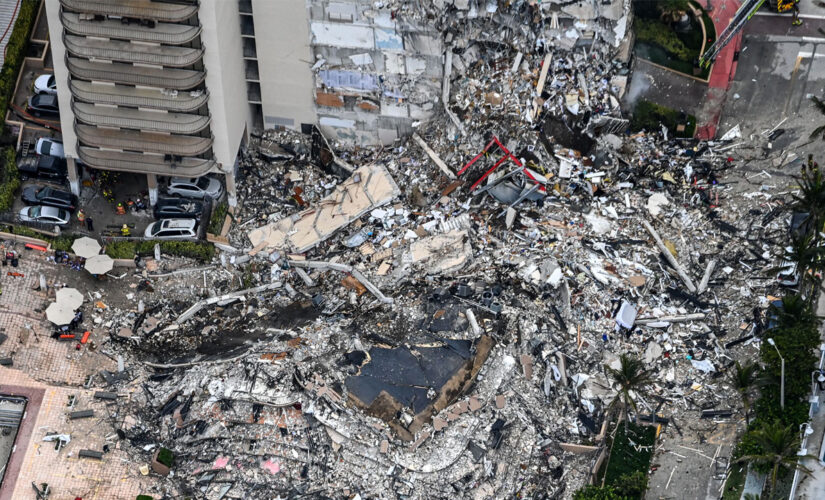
[81,2,801,499]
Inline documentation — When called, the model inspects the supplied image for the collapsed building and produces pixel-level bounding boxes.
[35,1,801,499]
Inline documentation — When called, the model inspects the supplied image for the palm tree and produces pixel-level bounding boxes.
[731,361,759,426]
[810,96,825,141]
[792,158,825,239]
[604,354,654,430]
[735,422,813,499]
[767,293,818,332]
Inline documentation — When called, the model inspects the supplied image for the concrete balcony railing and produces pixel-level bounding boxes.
[72,101,211,135]
[60,0,198,24]
[66,57,205,89]
[69,80,208,113]
[64,35,203,68]
[75,124,213,156]
[61,11,202,45]
[78,147,216,176]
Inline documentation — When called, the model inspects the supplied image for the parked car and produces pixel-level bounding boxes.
[21,185,76,211]
[167,176,223,200]
[34,137,65,159]
[18,155,67,181]
[26,93,59,117]
[33,74,57,95]
[144,218,198,239]
[153,197,204,219]
[18,205,70,226]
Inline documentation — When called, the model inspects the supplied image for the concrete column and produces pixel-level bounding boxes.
[147,173,158,206]
[66,157,80,196]
[225,171,237,207]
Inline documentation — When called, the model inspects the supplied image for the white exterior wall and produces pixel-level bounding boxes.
[200,0,251,170]
[251,0,315,131]
[43,0,77,159]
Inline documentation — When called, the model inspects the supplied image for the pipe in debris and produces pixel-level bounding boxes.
[641,220,697,293]
[697,259,717,294]
[635,313,705,325]
[175,282,282,324]
[288,260,394,304]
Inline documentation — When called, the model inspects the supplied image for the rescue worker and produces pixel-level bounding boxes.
[76,209,86,223]
[116,203,126,215]
[121,224,130,237]
[792,0,802,26]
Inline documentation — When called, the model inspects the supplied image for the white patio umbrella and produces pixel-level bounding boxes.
[55,287,83,310]
[45,302,75,325]
[71,237,101,259]
[85,254,114,275]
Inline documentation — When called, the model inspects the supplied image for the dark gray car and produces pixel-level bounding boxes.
[153,197,204,219]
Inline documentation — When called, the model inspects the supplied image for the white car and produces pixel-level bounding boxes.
[167,176,223,200]
[144,218,198,239]
[34,137,65,159]
[33,74,57,95]
[19,205,70,226]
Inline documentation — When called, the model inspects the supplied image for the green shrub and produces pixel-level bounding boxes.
[136,241,215,262]
[51,235,75,252]
[207,201,228,235]
[136,496,153,500]
[613,471,649,498]
[634,18,693,61]
[156,447,174,468]
[105,241,136,259]
[573,485,624,500]
[0,147,20,211]
[630,100,696,137]
[0,0,40,135]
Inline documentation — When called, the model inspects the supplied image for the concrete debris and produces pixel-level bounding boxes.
[16,2,808,499]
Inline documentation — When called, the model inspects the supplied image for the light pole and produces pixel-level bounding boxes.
[768,338,785,409]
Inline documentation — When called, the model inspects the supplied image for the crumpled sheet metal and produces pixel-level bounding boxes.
[247,164,400,253]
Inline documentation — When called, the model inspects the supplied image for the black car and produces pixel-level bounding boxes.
[18,155,67,182]
[153,197,204,219]
[21,185,76,211]
[27,93,59,117]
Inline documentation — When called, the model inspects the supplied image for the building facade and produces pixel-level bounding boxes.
[44,0,251,205]
[43,0,451,205]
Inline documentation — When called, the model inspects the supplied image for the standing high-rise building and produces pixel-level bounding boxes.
[43,0,444,204]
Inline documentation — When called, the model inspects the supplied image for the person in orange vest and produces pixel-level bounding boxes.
[116,203,126,215]
[76,209,86,222]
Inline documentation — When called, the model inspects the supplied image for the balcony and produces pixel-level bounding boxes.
[61,12,202,45]
[64,35,204,68]
[69,80,208,112]
[245,61,259,81]
[75,124,213,156]
[78,147,216,176]
[67,57,205,89]
[240,15,254,37]
[60,0,198,23]
[242,38,256,58]
[72,101,211,134]
[239,0,252,15]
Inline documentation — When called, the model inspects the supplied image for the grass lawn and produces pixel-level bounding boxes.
[603,423,656,488]
[630,100,697,138]
[721,460,747,500]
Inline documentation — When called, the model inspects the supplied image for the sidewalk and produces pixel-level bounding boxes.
[794,291,825,499]
[696,0,743,139]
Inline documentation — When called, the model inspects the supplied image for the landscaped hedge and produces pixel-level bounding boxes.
[105,240,215,262]
[207,201,228,235]
[634,18,693,61]
[0,0,40,135]
[0,147,20,211]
